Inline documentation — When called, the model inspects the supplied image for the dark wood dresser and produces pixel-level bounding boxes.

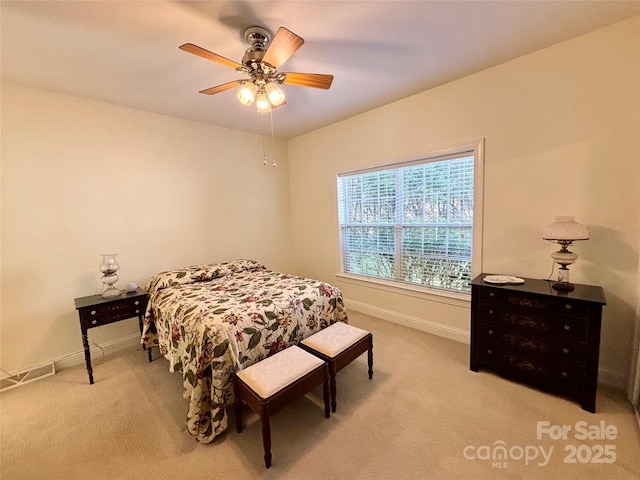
[469,274,606,412]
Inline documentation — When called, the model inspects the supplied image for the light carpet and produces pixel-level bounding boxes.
[1,312,639,479]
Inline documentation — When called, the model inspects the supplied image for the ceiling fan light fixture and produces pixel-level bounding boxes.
[256,90,272,113]
[237,82,257,105]
[237,82,257,106]
[265,81,286,107]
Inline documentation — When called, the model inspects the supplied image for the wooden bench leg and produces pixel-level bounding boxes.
[261,412,272,468]
[328,362,338,413]
[323,366,331,418]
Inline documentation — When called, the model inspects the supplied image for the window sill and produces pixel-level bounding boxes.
[335,273,471,308]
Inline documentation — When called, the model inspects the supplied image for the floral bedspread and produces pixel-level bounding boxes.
[141,259,348,443]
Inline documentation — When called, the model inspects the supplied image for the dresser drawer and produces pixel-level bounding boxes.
[478,303,588,343]
[477,323,587,366]
[477,341,586,389]
[479,288,588,318]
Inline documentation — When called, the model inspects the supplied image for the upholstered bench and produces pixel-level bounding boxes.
[300,322,373,413]
[234,345,330,468]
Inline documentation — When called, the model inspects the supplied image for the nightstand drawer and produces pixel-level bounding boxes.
[478,303,588,342]
[80,305,146,327]
[80,297,146,319]
[478,323,587,366]
[479,288,588,318]
[79,301,147,329]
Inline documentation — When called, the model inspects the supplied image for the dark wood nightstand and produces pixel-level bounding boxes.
[470,274,606,412]
[74,288,149,384]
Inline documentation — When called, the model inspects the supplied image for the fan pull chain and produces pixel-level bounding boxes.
[261,112,267,166]
[270,110,277,168]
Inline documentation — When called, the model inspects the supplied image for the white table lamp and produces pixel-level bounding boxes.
[542,216,589,291]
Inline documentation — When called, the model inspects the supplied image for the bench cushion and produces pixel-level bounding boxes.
[236,346,324,398]
[301,322,369,358]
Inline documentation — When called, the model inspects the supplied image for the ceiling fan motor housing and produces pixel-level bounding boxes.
[241,26,278,80]
[244,26,271,49]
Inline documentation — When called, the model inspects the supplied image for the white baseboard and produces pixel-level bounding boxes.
[54,333,142,372]
[11,304,630,393]
[345,299,470,344]
[345,298,628,390]
[598,367,628,390]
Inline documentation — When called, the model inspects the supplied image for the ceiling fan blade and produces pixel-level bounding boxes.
[179,43,243,70]
[199,80,242,95]
[282,73,334,89]
[262,27,304,69]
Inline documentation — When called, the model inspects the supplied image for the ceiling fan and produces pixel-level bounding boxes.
[180,26,334,112]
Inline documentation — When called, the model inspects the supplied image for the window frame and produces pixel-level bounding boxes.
[336,139,484,300]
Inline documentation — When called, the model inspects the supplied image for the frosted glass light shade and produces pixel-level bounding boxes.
[543,216,589,241]
[265,81,286,107]
[256,90,272,112]
[237,82,257,106]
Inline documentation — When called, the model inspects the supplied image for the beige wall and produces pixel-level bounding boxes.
[1,18,638,389]
[288,18,640,387]
[0,83,292,372]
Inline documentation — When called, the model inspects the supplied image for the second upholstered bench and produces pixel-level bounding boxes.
[300,322,373,413]
[234,345,330,468]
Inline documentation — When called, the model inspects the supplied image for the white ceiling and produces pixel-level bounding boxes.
[2,1,639,139]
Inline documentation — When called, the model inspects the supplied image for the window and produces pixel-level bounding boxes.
[337,140,483,295]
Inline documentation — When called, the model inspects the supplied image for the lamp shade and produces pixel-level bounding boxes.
[543,216,589,241]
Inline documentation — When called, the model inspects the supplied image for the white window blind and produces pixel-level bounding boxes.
[337,146,481,294]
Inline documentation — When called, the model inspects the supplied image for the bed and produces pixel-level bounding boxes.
[141,259,348,443]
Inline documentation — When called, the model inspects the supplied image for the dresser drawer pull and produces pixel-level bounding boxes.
[562,347,570,355]
[91,319,98,325]
[563,324,571,332]
[135,301,140,306]
[91,310,97,316]
[487,349,493,355]
[489,309,494,315]
[565,304,572,310]
[489,292,495,298]
[561,371,569,378]
[135,310,140,314]
[488,329,494,335]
